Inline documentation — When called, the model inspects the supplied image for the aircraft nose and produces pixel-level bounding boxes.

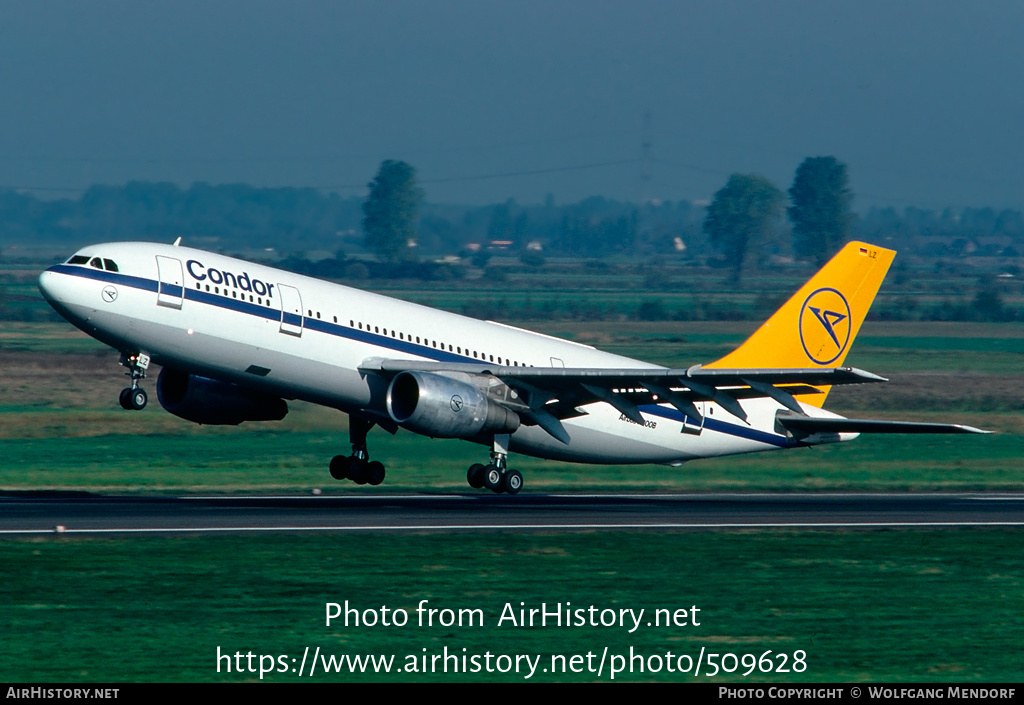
[38,268,65,303]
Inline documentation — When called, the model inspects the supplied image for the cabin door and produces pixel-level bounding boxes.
[278,284,303,337]
[681,401,706,436]
[155,256,184,309]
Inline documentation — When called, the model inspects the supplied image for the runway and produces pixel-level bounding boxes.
[1,492,1023,534]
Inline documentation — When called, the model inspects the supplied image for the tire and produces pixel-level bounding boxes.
[348,458,368,485]
[119,388,133,410]
[366,461,386,486]
[467,463,486,489]
[483,465,503,492]
[329,455,349,480]
[130,388,148,410]
[504,469,523,495]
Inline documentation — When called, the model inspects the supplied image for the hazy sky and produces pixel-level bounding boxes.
[1,1,1022,209]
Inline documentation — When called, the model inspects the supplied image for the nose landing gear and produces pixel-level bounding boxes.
[118,353,150,410]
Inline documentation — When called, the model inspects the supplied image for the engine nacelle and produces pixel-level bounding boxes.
[386,371,520,439]
[156,368,288,425]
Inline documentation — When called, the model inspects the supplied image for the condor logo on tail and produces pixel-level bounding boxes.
[799,287,851,364]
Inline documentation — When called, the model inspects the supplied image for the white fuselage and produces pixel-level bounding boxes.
[38,242,836,466]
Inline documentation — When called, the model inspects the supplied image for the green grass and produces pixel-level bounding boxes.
[0,427,1016,494]
[2,530,1021,682]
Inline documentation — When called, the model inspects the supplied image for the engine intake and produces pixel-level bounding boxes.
[156,368,288,425]
[386,371,520,438]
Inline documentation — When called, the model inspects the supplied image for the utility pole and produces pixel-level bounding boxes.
[640,110,653,204]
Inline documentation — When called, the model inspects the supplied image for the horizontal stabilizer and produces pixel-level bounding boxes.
[776,413,990,436]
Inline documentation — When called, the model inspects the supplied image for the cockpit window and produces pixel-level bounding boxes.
[68,254,119,271]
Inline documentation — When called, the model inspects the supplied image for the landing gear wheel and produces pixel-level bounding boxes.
[504,469,523,495]
[467,463,486,489]
[118,352,150,410]
[348,458,368,485]
[483,464,503,493]
[329,455,350,480]
[129,388,148,410]
[366,461,386,486]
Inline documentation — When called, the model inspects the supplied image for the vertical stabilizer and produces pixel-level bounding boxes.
[705,241,895,407]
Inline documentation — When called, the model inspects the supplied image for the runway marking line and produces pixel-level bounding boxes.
[3,521,1024,535]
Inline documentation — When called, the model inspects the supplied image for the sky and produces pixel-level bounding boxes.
[1,1,1023,210]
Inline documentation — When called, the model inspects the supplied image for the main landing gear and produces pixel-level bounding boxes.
[118,353,150,411]
[330,416,386,486]
[466,433,523,495]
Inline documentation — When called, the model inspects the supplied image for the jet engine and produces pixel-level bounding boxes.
[386,371,520,438]
[156,367,288,425]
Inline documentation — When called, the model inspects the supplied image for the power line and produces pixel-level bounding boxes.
[325,159,642,191]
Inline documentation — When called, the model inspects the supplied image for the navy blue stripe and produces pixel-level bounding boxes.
[50,264,158,293]
[52,264,793,447]
[641,405,793,448]
[186,287,278,321]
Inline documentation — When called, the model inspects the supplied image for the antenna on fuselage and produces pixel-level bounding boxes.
[172,237,182,247]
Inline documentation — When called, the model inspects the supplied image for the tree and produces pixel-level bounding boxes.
[362,160,424,263]
[703,174,785,282]
[788,156,854,265]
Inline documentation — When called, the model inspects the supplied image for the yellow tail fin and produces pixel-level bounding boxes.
[705,241,896,407]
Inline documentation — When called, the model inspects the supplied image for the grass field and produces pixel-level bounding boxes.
[1,310,1022,682]
[2,531,1022,682]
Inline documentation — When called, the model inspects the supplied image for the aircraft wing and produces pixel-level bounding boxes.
[360,358,890,442]
[775,412,990,437]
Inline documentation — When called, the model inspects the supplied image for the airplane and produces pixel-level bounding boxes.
[37,239,986,494]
